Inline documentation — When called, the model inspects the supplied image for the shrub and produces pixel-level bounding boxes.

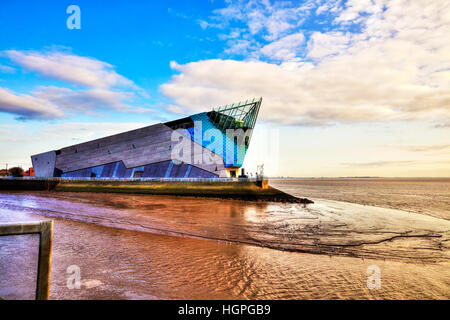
[9,167,24,177]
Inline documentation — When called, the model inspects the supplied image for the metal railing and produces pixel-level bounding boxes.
[0,221,53,300]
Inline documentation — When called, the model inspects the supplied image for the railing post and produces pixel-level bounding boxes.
[36,221,53,300]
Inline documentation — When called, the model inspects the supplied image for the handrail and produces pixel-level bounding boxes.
[0,221,53,300]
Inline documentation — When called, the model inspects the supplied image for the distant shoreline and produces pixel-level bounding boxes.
[269,177,450,181]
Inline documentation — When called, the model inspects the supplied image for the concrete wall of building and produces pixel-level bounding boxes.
[47,123,227,178]
[31,151,56,178]
[54,123,172,172]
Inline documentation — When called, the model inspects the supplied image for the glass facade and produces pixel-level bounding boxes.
[181,97,262,168]
[61,160,218,179]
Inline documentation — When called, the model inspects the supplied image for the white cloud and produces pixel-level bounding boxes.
[4,50,135,89]
[0,122,147,144]
[166,104,185,114]
[315,0,343,15]
[32,86,136,114]
[0,84,152,120]
[224,39,254,56]
[163,0,450,126]
[202,0,315,54]
[1,50,152,119]
[306,31,354,59]
[0,64,15,73]
[334,0,383,24]
[260,32,305,61]
[0,87,64,120]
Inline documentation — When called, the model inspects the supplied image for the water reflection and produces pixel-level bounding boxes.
[0,191,449,261]
[0,234,39,300]
[0,191,449,299]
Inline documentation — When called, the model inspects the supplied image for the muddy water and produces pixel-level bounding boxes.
[0,189,449,299]
[270,178,450,221]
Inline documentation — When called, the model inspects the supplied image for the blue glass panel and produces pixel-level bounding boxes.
[154,161,170,177]
[170,162,188,178]
[189,112,248,168]
[91,165,103,177]
[112,162,120,178]
[184,165,192,178]
[143,163,154,177]
[164,161,174,178]
[188,165,217,178]
[101,163,115,177]
[115,161,127,178]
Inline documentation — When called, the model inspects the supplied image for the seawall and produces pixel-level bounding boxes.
[0,178,313,204]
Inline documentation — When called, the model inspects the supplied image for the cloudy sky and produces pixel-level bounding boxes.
[0,0,449,177]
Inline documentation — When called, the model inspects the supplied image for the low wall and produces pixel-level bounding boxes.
[0,178,313,203]
[0,178,58,191]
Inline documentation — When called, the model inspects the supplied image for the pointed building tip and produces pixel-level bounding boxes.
[213,97,262,112]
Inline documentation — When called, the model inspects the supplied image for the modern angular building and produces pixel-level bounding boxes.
[31,98,262,179]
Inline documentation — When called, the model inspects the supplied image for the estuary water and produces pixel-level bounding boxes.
[0,178,449,299]
[270,178,450,220]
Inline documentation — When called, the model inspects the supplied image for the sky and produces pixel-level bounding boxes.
[0,0,449,177]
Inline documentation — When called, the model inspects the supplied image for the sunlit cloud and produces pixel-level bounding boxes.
[260,32,305,61]
[0,122,148,143]
[4,50,135,89]
[0,50,152,119]
[0,64,15,74]
[398,144,450,153]
[164,0,450,126]
[340,160,419,167]
[0,87,64,120]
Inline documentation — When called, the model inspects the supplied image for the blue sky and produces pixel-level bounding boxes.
[0,1,217,112]
[0,0,449,176]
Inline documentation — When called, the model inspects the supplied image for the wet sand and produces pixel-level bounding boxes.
[0,187,449,299]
